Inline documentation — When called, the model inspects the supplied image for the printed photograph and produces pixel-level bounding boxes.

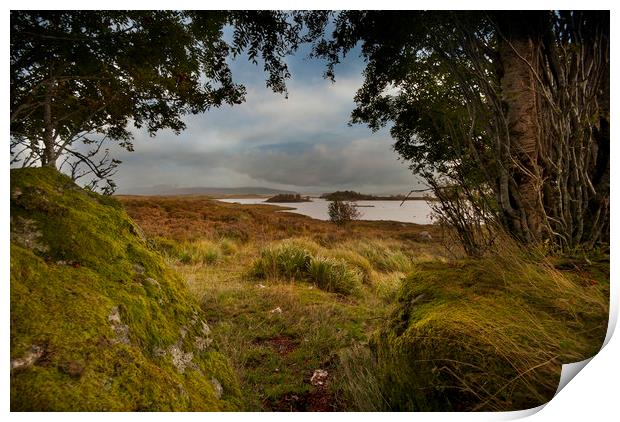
[9,8,610,412]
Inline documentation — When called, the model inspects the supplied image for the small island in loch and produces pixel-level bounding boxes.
[321,190,426,201]
[265,193,313,203]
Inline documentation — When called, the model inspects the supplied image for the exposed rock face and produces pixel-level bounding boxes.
[168,345,197,374]
[195,336,213,351]
[211,378,224,399]
[10,217,48,253]
[11,345,44,370]
[154,318,215,373]
[108,307,130,345]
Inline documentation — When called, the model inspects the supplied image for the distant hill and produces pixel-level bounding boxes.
[117,185,296,196]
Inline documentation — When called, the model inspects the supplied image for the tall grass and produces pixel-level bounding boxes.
[326,249,374,284]
[307,257,360,295]
[339,242,609,411]
[338,345,390,411]
[154,237,240,266]
[248,240,313,280]
[345,239,414,273]
[249,239,362,295]
[372,272,404,302]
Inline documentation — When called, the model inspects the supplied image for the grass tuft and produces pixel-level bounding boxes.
[249,239,362,295]
[249,240,313,280]
[346,240,414,273]
[307,256,361,295]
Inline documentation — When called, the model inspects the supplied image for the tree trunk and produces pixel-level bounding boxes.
[42,81,57,168]
[497,14,547,243]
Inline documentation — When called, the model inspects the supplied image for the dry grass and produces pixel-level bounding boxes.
[117,195,444,246]
[116,194,609,412]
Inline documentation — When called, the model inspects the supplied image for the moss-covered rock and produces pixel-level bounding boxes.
[10,168,241,411]
[368,257,608,411]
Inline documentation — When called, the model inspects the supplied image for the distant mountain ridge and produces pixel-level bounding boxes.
[117,185,296,196]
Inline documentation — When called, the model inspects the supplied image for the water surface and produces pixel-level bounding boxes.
[217,197,435,224]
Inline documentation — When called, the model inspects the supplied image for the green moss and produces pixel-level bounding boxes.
[361,257,608,411]
[10,168,241,411]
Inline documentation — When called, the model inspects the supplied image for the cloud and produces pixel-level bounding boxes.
[111,55,421,194]
[227,139,412,188]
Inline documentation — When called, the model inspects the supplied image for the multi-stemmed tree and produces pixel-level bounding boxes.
[314,11,609,252]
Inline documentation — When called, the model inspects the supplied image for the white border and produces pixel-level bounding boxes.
[3,2,617,420]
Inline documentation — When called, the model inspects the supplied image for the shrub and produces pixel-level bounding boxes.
[328,200,361,226]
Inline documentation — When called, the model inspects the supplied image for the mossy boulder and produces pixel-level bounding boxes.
[369,258,608,411]
[10,167,241,411]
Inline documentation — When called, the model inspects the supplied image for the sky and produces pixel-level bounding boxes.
[113,41,422,195]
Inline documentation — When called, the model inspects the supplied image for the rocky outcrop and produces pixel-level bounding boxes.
[10,168,241,411]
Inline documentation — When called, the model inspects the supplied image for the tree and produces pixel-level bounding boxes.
[10,11,328,193]
[313,11,609,253]
[328,200,361,226]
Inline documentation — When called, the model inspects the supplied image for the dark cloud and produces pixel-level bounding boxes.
[228,140,412,188]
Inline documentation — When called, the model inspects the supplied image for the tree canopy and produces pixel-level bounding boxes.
[10,10,328,192]
[314,11,609,252]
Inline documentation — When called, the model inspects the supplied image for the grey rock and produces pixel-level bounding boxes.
[168,345,196,374]
[195,336,213,351]
[145,277,160,288]
[132,264,145,274]
[108,306,130,344]
[210,378,224,399]
[10,217,49,253]
[11,345,44,370]
[310,369,329,386]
